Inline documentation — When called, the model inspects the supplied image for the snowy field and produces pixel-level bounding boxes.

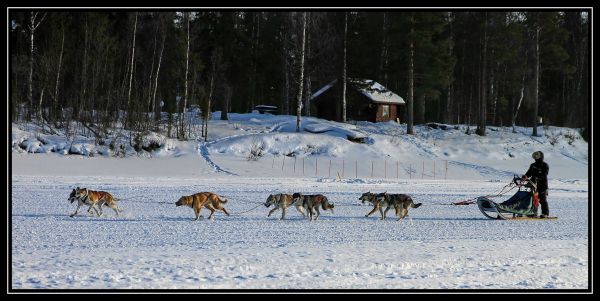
[11,113,589,289]
[11,160,588,289]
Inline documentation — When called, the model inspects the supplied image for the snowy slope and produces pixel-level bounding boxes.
[12,113,587,180]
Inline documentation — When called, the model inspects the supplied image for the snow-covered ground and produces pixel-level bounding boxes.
[11,113,589,289]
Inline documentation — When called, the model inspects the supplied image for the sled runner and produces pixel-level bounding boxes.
[477,176,555,220]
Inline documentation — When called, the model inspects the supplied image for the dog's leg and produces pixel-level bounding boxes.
[70,203,82,217]
[397,204,405,221]
[268,207,279,217]
[384,206,392,220]
[221,207,230,216]
[207,208,215,220]
[96,203,104,216]
[378,205,384,220]
[92,204,102,217]
[314,207,321,220]
[109,203,120,217]
[365,205,379,217]
[194,207,202,221]
[296,205,306,218]
[280,207,287,220]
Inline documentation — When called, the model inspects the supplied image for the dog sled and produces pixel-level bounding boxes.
[477,176,556,220]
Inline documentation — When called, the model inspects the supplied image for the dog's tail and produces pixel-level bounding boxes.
[411,202,422,208]
[221,197,228,204]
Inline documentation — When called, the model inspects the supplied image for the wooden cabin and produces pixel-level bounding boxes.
[310,79,405,123]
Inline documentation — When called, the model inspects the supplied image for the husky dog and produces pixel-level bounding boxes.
[264,193,305,220]
[176,192,230,220]
[359,191,395,220]
[294,193,334,221]
[69,187,122,217]
[379,192,422,220]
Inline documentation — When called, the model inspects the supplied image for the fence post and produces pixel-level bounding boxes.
[342,160,345,178]
[371,161,374,178]
[384,160,387,178]
[422,161,425,179]
[445,160,448,180]
[396,161,399,179]
[355,160,358,178]
[315,158,318,176]
[409,164,412,179]
[329,159,332,177]
[282,156,285,171]
[433,161,436,179]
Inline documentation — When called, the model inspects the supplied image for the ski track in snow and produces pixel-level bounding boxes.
[11,176,588,289]
[198,121,290,175]
[448,161,515,178]
[198,142,237,176]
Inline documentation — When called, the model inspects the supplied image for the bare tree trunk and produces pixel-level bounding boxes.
[53,24,65,122]
[379,12,389,85]
[205,49,219,142]
[28,12,46,121]
[532,15,540,137]
[205,71,214,141]
[28,13,34,120]
[181,12,190,139]
[341,12,348,123]
[445,12,454,124]
[512,84,525,133]
[147,24,158,113]
[407,14,415,135]
[127,12,138,111]
[153,33,165,122]
[249,13,260,112]
[221,82,231,120]
[79,16,89,121]
[296,12,307,132]
[477,12,487,136]
[304,13,312,117]
[38,88,44,121]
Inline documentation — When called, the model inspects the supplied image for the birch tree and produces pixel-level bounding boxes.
[532,13,540,137]
[341,12,348,123]
[180,12,190,139]
[126,12,138,111]
[296,12,307,132]
[476,12,487,136]
[28,11,46,120]
[407,14,415,135]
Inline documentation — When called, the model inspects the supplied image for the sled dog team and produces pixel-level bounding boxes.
[67,187,421,221]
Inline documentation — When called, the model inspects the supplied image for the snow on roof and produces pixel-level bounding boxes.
[310,79,405,105]
[350,79,405,105]
[254,105,278,109]
[310,79,338,100]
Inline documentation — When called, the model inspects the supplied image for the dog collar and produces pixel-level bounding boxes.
[81,189,89,202]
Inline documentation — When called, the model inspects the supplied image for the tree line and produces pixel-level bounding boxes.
[9,10,589,140]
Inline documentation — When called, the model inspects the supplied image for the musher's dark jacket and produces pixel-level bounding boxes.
[525,160,549,193]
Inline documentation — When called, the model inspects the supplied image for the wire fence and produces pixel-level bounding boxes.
[268,156,450,180]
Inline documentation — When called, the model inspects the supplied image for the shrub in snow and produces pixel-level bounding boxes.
[133,131,167,153]
[19,138,47,153]
[69,143,94,156]
[247,141,265,161]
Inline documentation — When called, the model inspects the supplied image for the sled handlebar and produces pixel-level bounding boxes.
[513,175,537,191]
